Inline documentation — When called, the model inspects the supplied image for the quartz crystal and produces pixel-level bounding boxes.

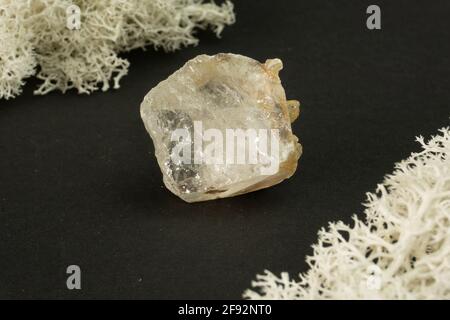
[141,53,301,202]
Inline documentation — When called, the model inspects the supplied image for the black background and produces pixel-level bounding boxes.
[0,0,449,299]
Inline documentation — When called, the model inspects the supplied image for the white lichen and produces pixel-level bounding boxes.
[245,127,450,300]
[0,0,235,99]
[0,2,37,99]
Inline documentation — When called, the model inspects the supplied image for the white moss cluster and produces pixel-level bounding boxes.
[0,2,36,99]
[245,127,450,299]
[0,0,235,99]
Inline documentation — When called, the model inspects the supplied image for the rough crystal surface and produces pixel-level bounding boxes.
[141,53,301,202]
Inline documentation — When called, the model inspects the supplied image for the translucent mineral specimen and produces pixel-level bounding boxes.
[141,53,301,202]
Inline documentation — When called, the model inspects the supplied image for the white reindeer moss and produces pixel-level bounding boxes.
[0,0,235,99]
[245,128,450,299]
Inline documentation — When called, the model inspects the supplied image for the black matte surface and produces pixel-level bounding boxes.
[0,0,449,299]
